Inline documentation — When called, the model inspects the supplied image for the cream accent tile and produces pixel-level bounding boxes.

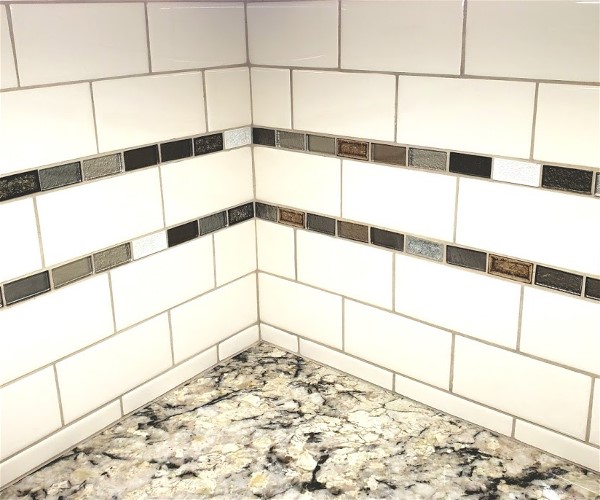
[219,325,260,360]
[591,382,599,446]
[397,76,535,158]
[0,6,18,89]
[11,3,147,86]
[260,324,298,353]
[93,72,205,152]
[256,220,295,280]
[131,231,168,260]
[492,158,541,187]
[37,168,164,267]
[254,147,341,217]
[453,337,591,439]
[214,220,256,287]
[251,67,292,129]
[205,67,251,131]
[247,1,338,67]
[456,178,600,276]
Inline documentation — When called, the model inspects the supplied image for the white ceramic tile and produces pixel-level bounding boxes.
[453,337,591,439]
[591,382,600,446]
[0,6,18,89]
[214,220,257,286]
[254,147,341,217]
[0,199,42,283]
[394,374,513,436]
[205,67,251,131]
[465,1,599,83]
[11,3,147,86]
[224,127,252,150]
[300,339,393,390]
[259,273,342,349]
[492,158,541,187]
[256,220,295,280]
[161,148,253,226]
[247,1,338,67]
[219,325,260,360]
[251,67,292,129]
[343,159,457,241]
[0,84,97,175]
[0,275,114,386]
[260,324,298,353]
[93,72,206,152]
[341,0,462,75]
[131,231,168,260]
[395,254,521,348]
[520,287,600,376]
[397,76,535,158]
[534,84,600,168]
[0,401,120,488]
[147,2,245,72]
[37,168,164,267]
[456,178,600,276]
[294,71,396,141]
[171,274,257,363]
[122,348,218,414]
[0,368,61,460]
[111,237,214,331]
[515,421,600,472]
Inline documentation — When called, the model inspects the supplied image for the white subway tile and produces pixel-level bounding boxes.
[0,84,97,175]
[0,275,114,386]
[214,220,257,286]
[37,168,164,267]
[131,231,168,260]
[0,368,61,460]
[456,178,600,276]
[0,6,17,89]
[251,67,292,129]
[247,1,338,67]
[254,147,341,217]
[297,231,393,309]
[260,324,298,353]
[300,339,393,390]
[395,254,521,348]
[171,274,257,363]
[147,2,246,72]
[591,382,599,446]
[465,1,599,83]
[205,67,251,131]
[122,348,218,414]
[259,273,342,349]
[11,3,147,86]
[397,76,535,158]
[341,0,463,75]
[343,160,457,241]
[219,325,260,360]
[491,158,541,187]
[294,71,396,141]
[161,148,253,226]
[57,314,172,423]
[256,220,295,280]
[534,84,599,168]
[394,374,513,436]
[0,199,42,283]
[93,72,206,152]
[453,337,591,439]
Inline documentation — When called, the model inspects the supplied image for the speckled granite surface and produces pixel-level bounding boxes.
[2,343,599,499]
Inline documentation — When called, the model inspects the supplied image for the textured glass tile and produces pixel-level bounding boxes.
[306,213,336,235]
[595,174,600,197]
[408,148,446,171]
[52,257,93,288]
[167,221,199,247]
[585,277,600,301]
[406,237,443,261]
[228,203,254,225]
[492,159,541,187]
[541,165,593,194]
[4,271,50,305]
[124,145,159,171]
[0,171,41,202]
[252,127,276,147]
[446,246,487,271]
[307,135,336,155]
[199,211,227,235]
[39,162,82,191]
[371,144,406,166]
[278,207,305,228]
[337,221,368,242]
[337,139,369,160]
[535,266,583,295]
[370,227,404,251]
[160,139,193,162]
[255,202,278,222]
[276,131,305,151]
[194,133,223,156]
[488,255,532,284]
[93,243,131,272]
[224,127,252,149]
[131,231,167,260]
[449,152,492,178]
[82,154,122,180]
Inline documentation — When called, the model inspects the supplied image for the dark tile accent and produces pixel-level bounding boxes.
[307,213,336,235]
[446,246,487,271]
[337,221,368,242]
[276,131,305,151]
[124,145,159,171]
[307,135,336,155]
[39,162,82,191]
[370,227,404,251]
[408,148,447,171]
[252,128,276,147]
[52,257,93,288]
[161,139,193,162]
[0,289,2,308]
[541,165,593,194]
[371,144,406,166]
[337,139,369,160]
[595,173,600,196]
[167,221,199,247]
[194,133,223,156]
[488,255,533,283]
[0,171,40,202]
[4,271,50,305]
[535,266,583,295]
[82,154,122,180]
[585,277,600,301]
[449,152,492,178]
[199,211,227,235]
[228,202,255,225]
[255,202,278,222]
[406,237,443,261]
[93,243,131,272]
[278,208,305,228]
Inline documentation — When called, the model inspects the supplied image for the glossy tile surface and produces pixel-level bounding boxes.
[250,67,291,129]
[535,266,583,296]
[370,227,404,251]
[205,67,251,131]
[160,139,193,163]
[276,131,305,151]
[449,153,492,179]
[167,221,199,247]
[194,133,224,156]
[223,127,251,150]
[39,163,82,191]
[124,145,159,171]
[4,271,50,305]
[252,128,276,147]
[255,202,278,222]
[405,236,443,261]
[541,166,594,194]
[337,139,369,161]
[92,243,131,273]
[306,213,336,236]
[52,257,93,288]
[488,255,533,284]
[446,246,487,271]
[81,154,122,181]
[0,171,40,202]
[407,148,447,171]
[0,6,18,89]
[307,135,336,155]
[198,212,227,236]
[371,143,406,166]
[337,221,368,242]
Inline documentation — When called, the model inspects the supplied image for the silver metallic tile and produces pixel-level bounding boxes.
[93,243,131,272]
[82,154,123,180]
[52,257,93,288]
[131,232,168,260]
[276,131,305,151]
[492,159,541,187]
[224,127,252,150]
[408,148,446,171]
[406,237,443,261]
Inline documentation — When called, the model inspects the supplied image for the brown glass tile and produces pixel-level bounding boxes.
[371,144,406,166]
[535,266,583,295]
[446,246,487,271]
[488,255,533,283]
[337,139,369,161]
[337,221,368,242]
[278,208,305,228]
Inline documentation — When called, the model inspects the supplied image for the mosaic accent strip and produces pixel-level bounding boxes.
[82,154,122,181]
[276,131,305,151]
[52,257,93,288]
[370,227,404,251]
[488,255,533,284]
[585,277,600,300]
[306,213,336,235]
[337,221,368,242]
[535,266,583,295]
[337,139,369,161]
[0,171,41,202]
[541,165,594,194]
[307,135,336,155]
[278,207,305,228]
[124,145,159,171]
[4,271,50,305]
[449,152,492,179]
[228,202,255,225]
[255,202,278,222]
[39,162,82,191]
[194,133,223,156]
[167,221,199,247]
[93,243,131,272]
[160,139,193,163]
[199,212,227,236]
[446,246,487,272]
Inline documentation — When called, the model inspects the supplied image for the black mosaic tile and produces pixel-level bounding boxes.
[585,278,600,301]
[228,202,254,225]
[449,152,492,178]
[278,208,305,228]
[124,145,159,171]
[194,133,223,156]
[276,131,305,151]
[535,266,583,295]
[337,221,369,242]
[252,128,276,147]
[255,202,278,222]
[161,139,193,163]
[371,144,406,166]
[307,135,336,155]
[337,139,369,161]
[370,227,404,251]
[446,246,487,271]
[93,243,131,272]
[4,271,50,305]
[541,165,593,194]
[167,221,199,247]
[0,171,40,202]
[52,257,93,288]
[306,213,336,235]
[199,211,227,236]
[39,162,82,191]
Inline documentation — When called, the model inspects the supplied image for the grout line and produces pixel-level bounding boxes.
[393,74,399,143]
[106,272,118,335]
[516,285,525,351]
[448,334,456,392]
[293,228,298,280]
[511,418,517,438]
[52,364,66,426]
[167,309,175,366]
[337,0,341,70]
[156,161,168,229]
[88,82,100,154]
[244,1,251,67]
[289,69,294,130]
[143,2,152,73]
[4,3,21,87]
[459,0,468,75]
[211,234,218,289]
[119,397,125,416]
[585,377,596,442]
[31,197,47,269]
[391,251,396,311]
[452,177,460,243]
[201,70,210,132]
[529,82,540,160]
[341,297,345,351]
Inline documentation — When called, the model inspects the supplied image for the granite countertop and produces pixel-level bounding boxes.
[2,343,599,499]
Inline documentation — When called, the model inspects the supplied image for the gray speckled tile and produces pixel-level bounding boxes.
[93,243,131,272]
[39,162,82,191]
[276,130,305,151]
[408,148,447,171]
[82,154,122,180]
[595,173,600,197]
[406,236,443,261]
[199,211,227,235]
